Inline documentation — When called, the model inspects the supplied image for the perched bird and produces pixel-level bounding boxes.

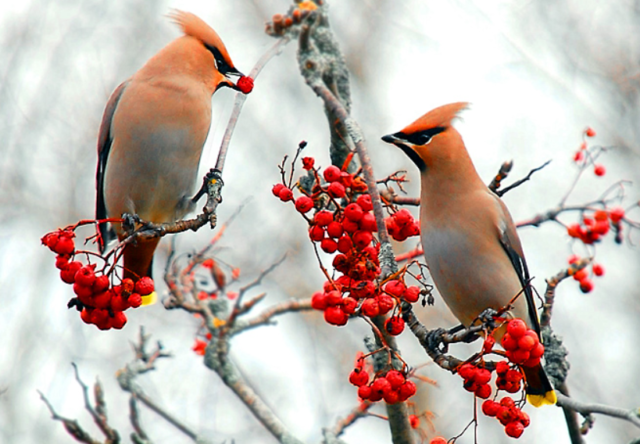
[382,102,556,407]
[96,11,245,292]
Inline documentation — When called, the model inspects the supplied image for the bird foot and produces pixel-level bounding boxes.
[192,168,223,205]
[475,308,499,329]
[121,213,141,236]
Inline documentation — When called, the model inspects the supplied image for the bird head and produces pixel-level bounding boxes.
[169,10,244,79]
[381,102,469,171]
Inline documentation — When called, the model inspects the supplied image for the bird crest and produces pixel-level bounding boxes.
[401,102,469,135]
[167,10,239,75]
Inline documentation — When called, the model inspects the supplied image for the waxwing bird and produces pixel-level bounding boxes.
[96,11,244,292]
[382,102,556,407]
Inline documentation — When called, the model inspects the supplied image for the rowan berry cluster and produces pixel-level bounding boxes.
[501,319,545,368]
[567,255,605,294]
[566,207,624,245]
[482,397,530,438]
[41,227,154,330]
[274,151,422,332]
[572,127,606,176]
[348,353,417,404]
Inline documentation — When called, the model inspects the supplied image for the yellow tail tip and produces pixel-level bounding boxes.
[527,390,557,407]
[141,291,157,306]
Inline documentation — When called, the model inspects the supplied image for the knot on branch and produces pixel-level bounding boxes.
[542,326,570,388]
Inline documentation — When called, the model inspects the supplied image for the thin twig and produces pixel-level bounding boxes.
[557,392,640,429]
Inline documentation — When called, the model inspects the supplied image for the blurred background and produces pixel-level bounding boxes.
[1,0,639,443]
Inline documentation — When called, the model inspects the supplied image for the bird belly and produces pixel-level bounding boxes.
[104,81,211,227]
[421,228,529,327]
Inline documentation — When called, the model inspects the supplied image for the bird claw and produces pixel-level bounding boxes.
[475,308,499,329]
[192,168,224,205]
[121,213,140,235]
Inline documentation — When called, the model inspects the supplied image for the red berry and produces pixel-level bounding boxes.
[320,238,338,254]
[352,230,373,249]
[376,295,394,315]
[327,181,346,198]
[573,151,584,162]
[474,368,492,385]
[475,383,491,399]
[506,369,523,383]
[332,254,349,273]
[349,368,370,387]
[483,335,496,354]
[73,281,94,299]
[301,156,315,170]
[314,210,334,227]
[501,333,518,351]
[594,164,606,177]
[309,225,325,242]
[110,294,129,312]
[509,349,530,364]
[324,306,348,326]
[566,223,583,239]
[128,293,143,308]
[409,414,420,429]
[356,194,373,211]
[482,400,500,417]
[41,231,60,249]
[111,311,127,329]
[430,438,447,444]
[311,292,328,310]
[500,397,516,408]
[360,212,377,232]
[80,308,93,324]
[55,255,70,270]
[385,217,399,237]
[384,316,405,335]
[344,203,364,222]
[579,278,594,293]
[325,290,342,306]
[93,291,112,309]
[337,235,353,253]
[399,222,420,238]
[134,277,154,296]
[609,207,625,223]
[236,75,254,94]
[360,298,380,317]
[398,380,417,400]
[323,165,341,182]
[371,377,392,396]
[295,196,314,213]
[393,209,413,227]
[341,297,358,314]
[522,356,541,368]
[384,280,406,298]
[592,263,605,276]
[90,308,108,325]
[567,254,580,264]
[529,342,545,359]
[404,286,421,303]
[326,221,344,238]
[458,363,477,380]
[385,370,405,390]
[383,388,400,404]
[357,385,372,400]
[572,268,588,281]
[92,275,110,293]
[505,421,525,438]
[496,361,510,375]
[278,187,294,202]
[53,236,75,255]
[594,210,608,221]
[585,127,596,137]
[507,319,527,338]
[517,333,537,351]
[342,218,359,233]
[593,220,610,235]
[339,172,353,188]
[272,183,285,197]
[518,410,531,427]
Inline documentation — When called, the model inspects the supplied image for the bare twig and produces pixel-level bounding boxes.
[495,160,551,197]
[488,160,513,193]
[557,392,640,429]
[541,258,591,328]
[230,298,313,335]
[38,391,102,444]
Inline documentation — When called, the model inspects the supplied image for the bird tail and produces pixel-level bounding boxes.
[523,364,557,407]
[123,238,160,306]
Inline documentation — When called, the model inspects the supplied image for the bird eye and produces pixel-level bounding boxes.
[416,134,433,146]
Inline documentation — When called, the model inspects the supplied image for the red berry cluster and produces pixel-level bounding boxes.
[567,255,605,294]
[500,319,544,368]
[385,209,420,242]
[482,397,530,438]
[276,158,423,331]
[457,363,492,399]
[349,354,417,404]
[42,228,154,330]
[566,208,624,245]
[572,127,605,176]
[495,360,524,393]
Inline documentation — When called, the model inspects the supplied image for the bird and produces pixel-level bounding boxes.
[95,10,245,301]
[382,102,556,407]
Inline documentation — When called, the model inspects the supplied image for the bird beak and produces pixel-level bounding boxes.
[224,66,244,78]
[381,134,399,145]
